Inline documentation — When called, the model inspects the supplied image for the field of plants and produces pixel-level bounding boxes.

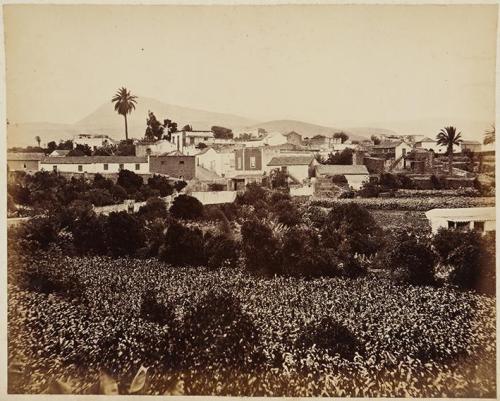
[310,196,495,211]
[8,256,496,397]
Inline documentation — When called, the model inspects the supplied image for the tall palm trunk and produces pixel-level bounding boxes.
[448,145,453,175]
[124,114,129,141]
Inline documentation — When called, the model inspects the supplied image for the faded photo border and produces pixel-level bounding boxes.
[0,1,499,400]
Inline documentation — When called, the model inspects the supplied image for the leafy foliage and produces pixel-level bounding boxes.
[170,195,204,220]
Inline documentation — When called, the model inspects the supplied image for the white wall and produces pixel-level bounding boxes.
[346,174,369,190]
[190,191,237,205]
[40,162,149,174]
[290,185,314,197]
[287,165,310,183]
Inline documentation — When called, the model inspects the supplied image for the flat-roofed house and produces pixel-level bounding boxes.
[267,155,317,183]
[171,130,214,155]
[149,154,196,180]
[315,164,369,190]
[425,207,495,234]
[73,134,117,151]
[7,152,45,172]
[40,156,149,174]
[370,140,412,160]
[135,139,177,157]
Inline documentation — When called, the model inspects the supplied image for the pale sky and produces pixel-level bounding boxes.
[4,4,498,132]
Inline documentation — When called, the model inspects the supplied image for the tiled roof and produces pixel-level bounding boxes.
[41,156,148,164]
[372,141,403,149]
[417,137,436,143]
[315,164,369,175]
[51,149,71,156]
[267,155,314,166]
[7,152,45,161]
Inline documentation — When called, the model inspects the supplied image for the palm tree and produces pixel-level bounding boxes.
[35,136,41,148]
[112,87,138,140]
[484,125,495,145]
[436,126,462,175]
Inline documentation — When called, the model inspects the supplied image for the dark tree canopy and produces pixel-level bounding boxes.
[333,132,349,143]
[324,148,353,165]
[145,111,164,141]
[211,126,233,139]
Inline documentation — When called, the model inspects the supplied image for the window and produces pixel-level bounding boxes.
[237,157,242,169]
[103,163,108,171]
[474,221,485,232]
[23,163,26,169]
[52,165,57,172]
[161,161,165,165]
[179,160,184,165]
[250,156,256,168]
[119,164,124,170]
[135,163,140,170]
[78,165,83,172]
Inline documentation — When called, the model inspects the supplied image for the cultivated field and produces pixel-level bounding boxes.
[8,257,496,397]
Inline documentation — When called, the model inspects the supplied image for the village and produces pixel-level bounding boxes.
[4,4,498,399]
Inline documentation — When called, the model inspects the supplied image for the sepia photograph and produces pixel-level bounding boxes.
[3,2,498,398]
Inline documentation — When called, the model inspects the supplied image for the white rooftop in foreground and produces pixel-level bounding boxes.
[425,207,495,220]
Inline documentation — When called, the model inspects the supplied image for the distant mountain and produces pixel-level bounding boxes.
[8,96,259,148]
[244,120,396,141]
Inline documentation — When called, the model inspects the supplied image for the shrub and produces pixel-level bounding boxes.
[109,184,128,203]
[432,228,480,261]
[106,211,145,257]
[92,174,114,190]
[7,193,16,213]
[385,238,436,286]
[379,173,401,190]
[117,169,143,194]
[174,180,187,192]
[321,203,381,257]
[281,228,339,278]
[148,175,174,197]
[72,213,109,255]
[331,174,348,185]
[83,188,115,207]
[159,221,206,266]
[134,185,161,202]
[170,195,204,220]
[296,317,362,360]
[396,174,414,189]
[138,196,168,221]
[270,190,291,204]
[241,220,281,274]
[15,216,60,250]
[204,232,240,269]
[140,290,176,326]
[253,199,270,219]
[236,183,268,206]
[181,290,263,370]
[430,174,445,190]
[273,200,302,226]
[447,231,495,295]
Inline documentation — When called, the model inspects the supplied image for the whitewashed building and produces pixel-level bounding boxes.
[315,164,369,190]
[425,207,496,234]
[267,155,317,183]
[171,131,214,155]
[40,156,149,174]
[73,134,117,150]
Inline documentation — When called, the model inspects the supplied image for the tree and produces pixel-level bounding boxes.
[117,169,143,194]
[211,126,233,139]
[35,136,41,147]
[57,139,74,150]
[106,211,145,257]
[170,195,204,220]
[436,126,462,175]
[333,132,349,143]
[484,125,495,145]
[182,124,192,132]
[112,87,138,140]
[68,144,92,156]
[163,119,178,141]
[145,111,164,141]
[324,148,353,165]
[371,135,381,145]
[46,141,57,154]
[115,140,135,156]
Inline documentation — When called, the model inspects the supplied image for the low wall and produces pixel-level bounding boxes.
[189,191,237,205]
[290,186,314,197]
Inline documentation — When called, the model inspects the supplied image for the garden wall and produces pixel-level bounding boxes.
[190,191,237,205]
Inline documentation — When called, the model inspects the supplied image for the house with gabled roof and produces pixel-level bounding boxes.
[315,164,369,190]
[7,152,45,172]
[267,155,317,183]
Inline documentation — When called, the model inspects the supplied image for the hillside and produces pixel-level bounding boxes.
[7,96,259,147]
[245,120,396,141]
